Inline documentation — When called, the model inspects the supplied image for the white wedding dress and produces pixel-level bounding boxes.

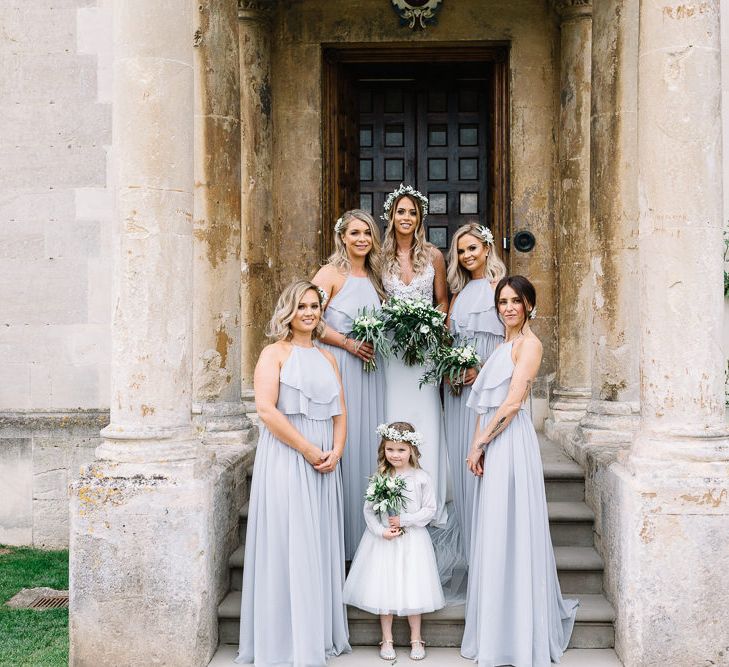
[383,262,449,528]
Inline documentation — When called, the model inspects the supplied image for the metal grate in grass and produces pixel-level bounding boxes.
[28,594,68,610]
[6,587,69,611]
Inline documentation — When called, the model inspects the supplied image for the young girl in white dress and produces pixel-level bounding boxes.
[343,421,445,662]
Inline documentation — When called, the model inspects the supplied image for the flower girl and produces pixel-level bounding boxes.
[343,421,445,661]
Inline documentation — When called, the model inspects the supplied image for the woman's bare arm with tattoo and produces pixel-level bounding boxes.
[466,336,543,476]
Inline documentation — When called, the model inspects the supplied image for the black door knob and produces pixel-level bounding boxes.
[513,230,536,253]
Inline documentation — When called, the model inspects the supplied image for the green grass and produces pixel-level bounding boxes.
[0,545,68,667]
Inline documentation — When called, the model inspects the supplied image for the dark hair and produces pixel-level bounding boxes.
[494,275,536,331]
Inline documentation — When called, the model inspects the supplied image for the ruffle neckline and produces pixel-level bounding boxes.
[278,346,341,419]
[466,342,514,412]
[451,279,504,338]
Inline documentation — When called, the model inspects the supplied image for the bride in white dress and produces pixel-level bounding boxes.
[380,184,449,527]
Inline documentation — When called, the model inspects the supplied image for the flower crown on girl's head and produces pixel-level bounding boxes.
[382,184,429,223]
[376,423,424,449]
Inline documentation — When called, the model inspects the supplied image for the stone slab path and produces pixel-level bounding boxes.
[210,644,623,666]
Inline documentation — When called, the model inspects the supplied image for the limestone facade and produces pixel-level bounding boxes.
[1,0,729,665]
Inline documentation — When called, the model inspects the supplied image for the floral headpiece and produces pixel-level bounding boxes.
[529,306,537,320]
[334,216,346,235]
[315,286,329,307]
[474,224,494,246]
[382,184,429,223]
[376,423,424,449]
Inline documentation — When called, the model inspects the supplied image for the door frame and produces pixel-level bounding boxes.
[321,42,511,262]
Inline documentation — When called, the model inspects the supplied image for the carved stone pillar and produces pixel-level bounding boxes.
[239,0,276,390]
[69,3,217,664]
[573,0,640,461]
[545,0,593,442]
[606,0,729,662]
[193,0,254,445]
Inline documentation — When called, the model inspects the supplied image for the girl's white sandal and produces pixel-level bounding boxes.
[410,639,426,660]
[379,639,396,661]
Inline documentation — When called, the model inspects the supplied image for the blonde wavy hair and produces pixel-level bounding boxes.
[327,209,385,300]
[265,280,326,341]
[446,222,507,293]
[382,192,433,278]
[376,421,422,474]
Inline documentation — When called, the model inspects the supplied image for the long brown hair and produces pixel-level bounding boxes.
[376,421,422,474]
[382,194,433,278]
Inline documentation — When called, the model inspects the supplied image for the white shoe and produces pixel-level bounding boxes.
[410,639,426,660]
[379,639,396,661]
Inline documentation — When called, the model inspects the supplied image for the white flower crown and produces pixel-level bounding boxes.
[382,184,429,223]
[334,216,346,235]
[475,224,494,246]
[376,423,424,448]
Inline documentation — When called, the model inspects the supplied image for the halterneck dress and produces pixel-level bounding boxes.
[444,278,504,559]
[318,275,386,560]
[236,345,351,667]
[382,262,448,528]
[461,341,578,667]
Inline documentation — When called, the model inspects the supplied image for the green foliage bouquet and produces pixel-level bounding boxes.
[420,337,481,396]
[365,472,409,531]
[382,296,448,366]
[347,307,391,372]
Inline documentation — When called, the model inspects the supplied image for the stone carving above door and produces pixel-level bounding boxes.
[391,0,443,30]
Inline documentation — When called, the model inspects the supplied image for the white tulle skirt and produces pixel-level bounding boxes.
[343,525,445,617]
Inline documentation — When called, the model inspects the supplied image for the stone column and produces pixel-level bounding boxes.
[574,0,640,461]
[69,2,217,665]
[193,0,255,445]
[606,0,729,662]
[239,0,276,391]
[545,0,593,442]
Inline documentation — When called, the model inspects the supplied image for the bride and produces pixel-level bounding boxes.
[381,184,449,527]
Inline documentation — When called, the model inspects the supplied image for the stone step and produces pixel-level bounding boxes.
[217,592,615,649]
[236,501,249,543]
[228,543,604,594]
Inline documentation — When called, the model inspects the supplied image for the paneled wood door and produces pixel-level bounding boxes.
[322,47,510,260]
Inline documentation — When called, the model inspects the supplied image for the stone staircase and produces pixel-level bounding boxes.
[216,437,615,649]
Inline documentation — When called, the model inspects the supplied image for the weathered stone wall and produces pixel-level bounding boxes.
[268,0,560,390]
[0,0,113,412]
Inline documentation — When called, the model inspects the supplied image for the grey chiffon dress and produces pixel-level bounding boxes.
[318,275,386,560]
[444,278,504,559]
[236,345,351,667]
[461,341,578,667]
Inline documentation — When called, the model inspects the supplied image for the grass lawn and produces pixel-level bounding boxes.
[0,545,68,667]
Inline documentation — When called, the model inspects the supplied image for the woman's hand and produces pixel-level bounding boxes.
[313,449,341,474]
[303,445,327,467]
[382,527,402,540]
[343,337,375,362]
[463,367,479,386]
[466,446,484,477]
[388,515,401,529]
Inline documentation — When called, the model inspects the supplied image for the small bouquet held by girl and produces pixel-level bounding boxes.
[343,421,445,662]
[347,307,390,372]
[381,296,448,366]
[420,336,481,397]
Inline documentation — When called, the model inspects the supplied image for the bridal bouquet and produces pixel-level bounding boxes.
[420,337,481,396]
[347,308,390,372]
[365,473,409,532]
[381,296,448,366]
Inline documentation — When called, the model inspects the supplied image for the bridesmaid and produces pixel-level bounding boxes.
[462,276,578,666]
[236,280,351,667]
[312,209,387,560]
[444,222,506,560]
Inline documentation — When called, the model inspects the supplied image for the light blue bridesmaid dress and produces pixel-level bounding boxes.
[461,341,578,667]
[236,345,351,667]
[319,276,386,560]
[444,278,504,559]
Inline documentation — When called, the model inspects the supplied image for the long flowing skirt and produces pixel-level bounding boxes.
[443,331,503,560]
[461,409,578,667]
[320,342,386,560]
[384,355,448,527]
[236,416,351,667]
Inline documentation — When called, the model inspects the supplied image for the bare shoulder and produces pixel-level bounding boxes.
[260,341,289,364]
[515,332,542,359]
[429,244,446,267]
[312,263,344,288]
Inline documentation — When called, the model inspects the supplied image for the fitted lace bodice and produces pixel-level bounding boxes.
[382,262,435,303]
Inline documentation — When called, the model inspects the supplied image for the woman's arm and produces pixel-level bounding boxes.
[431,247,449,313]
[466,336,542,476]
[254,345,325,466]
[444,293,457,330]
[314,350,347,473]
